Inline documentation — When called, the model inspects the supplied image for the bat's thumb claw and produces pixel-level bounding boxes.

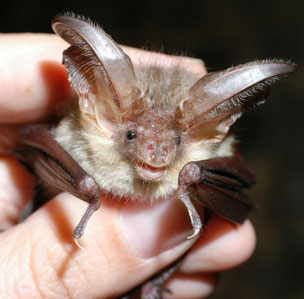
[73,237,85,250]
[187,228,201,240]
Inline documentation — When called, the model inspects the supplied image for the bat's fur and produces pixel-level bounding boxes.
[55,60,234,201]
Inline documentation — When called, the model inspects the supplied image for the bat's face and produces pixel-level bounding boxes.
[118,110,186,181]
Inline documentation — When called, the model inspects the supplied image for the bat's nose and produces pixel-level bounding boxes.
[146,143,170,165]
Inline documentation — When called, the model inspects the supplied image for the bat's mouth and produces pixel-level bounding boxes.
[136,161,167,180]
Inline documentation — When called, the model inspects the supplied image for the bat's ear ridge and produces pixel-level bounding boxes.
[178,60,295,142]
[52,13,142,130]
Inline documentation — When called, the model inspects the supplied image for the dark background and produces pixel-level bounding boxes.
[1,0,303,298]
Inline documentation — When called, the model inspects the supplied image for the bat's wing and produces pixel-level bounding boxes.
[177,152,257,239]
[17,124,101,239]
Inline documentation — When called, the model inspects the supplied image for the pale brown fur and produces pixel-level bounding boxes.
[55,58,234,201]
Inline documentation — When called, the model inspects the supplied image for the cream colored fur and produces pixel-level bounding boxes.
[55,115,234,202]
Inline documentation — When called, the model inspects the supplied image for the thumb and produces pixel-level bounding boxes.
[0,192,197,298]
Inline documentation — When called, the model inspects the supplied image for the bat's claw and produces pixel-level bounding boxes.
[141,281,172,299]
[187,227,201,240]
[73,237,85,250]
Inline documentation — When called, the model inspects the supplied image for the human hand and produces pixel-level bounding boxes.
[0,34,256,298]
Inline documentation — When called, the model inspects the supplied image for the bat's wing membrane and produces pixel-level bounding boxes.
[177,153,257,238]
[17,124,101,238]
[190,155,257,223]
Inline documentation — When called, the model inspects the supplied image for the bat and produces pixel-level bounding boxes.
[15,13,295,298]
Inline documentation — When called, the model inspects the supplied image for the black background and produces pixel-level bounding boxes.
[1,0,303,298]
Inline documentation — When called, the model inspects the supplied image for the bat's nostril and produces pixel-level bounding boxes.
[162,146,168,155]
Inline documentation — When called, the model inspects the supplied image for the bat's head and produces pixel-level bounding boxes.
[53,14,295,197]
[118,109,186,181]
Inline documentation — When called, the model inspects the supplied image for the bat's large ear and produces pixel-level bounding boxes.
[177,61,295,143]
[52,14,142,131]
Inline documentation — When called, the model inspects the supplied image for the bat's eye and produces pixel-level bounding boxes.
[126,131,136,140]
[175,136,181,145]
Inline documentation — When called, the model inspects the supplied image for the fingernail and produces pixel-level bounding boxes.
[120,199,193,258]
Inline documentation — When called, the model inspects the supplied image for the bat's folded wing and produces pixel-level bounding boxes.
[191,155,258,223]
[178,154,257,238]
[16,124,101,238]
[16,124,100,201]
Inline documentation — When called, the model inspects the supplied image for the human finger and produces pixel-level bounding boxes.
[164,273,218,299]
[0,155,34,229]
[160,216,255,298]
[0,193,198,298]
[0,34,73,124]
[179,215,256,273]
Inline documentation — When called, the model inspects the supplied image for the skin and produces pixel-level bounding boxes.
[0,34,256,299]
